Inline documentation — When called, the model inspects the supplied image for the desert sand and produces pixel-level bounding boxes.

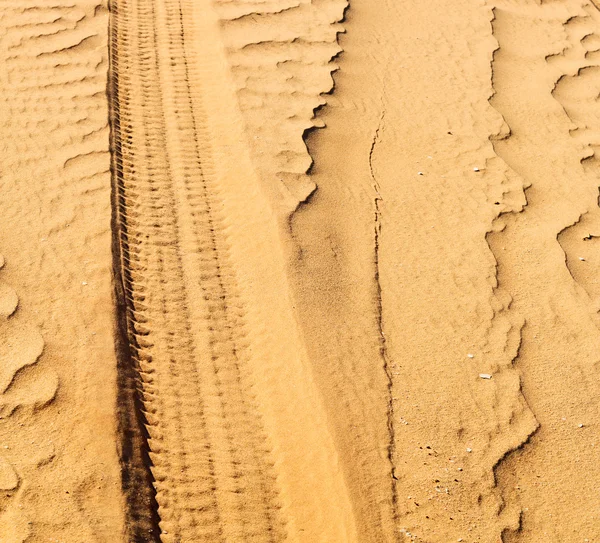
[0,0,600,541]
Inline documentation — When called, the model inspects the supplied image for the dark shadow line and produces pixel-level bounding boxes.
[107,1,161,540]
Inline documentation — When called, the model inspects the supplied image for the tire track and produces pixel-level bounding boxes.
[109,0,287,540]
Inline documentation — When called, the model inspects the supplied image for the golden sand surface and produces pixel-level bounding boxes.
[1,0,600,541]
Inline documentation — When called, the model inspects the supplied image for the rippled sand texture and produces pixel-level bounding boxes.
[0,0,124,541]
[292,0,600,540]
[4,0,600,541]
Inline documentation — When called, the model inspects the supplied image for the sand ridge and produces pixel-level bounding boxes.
[490,2,600,539]
[217,0,348,211]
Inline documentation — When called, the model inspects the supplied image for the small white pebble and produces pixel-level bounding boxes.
[579,257,586,261]
[457,467,463,471]
[466,447,472,453]
[467,353,474,358]
[82,282,88,286]
[473,167,480,172]
[417,172,424,176]
[579,423,584,428]
[479,373,492,379]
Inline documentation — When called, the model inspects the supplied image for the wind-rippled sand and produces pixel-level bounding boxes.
[0,0,599,541]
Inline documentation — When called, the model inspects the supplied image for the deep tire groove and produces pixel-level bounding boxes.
[108,2,161,540]
[108,0,286,540]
